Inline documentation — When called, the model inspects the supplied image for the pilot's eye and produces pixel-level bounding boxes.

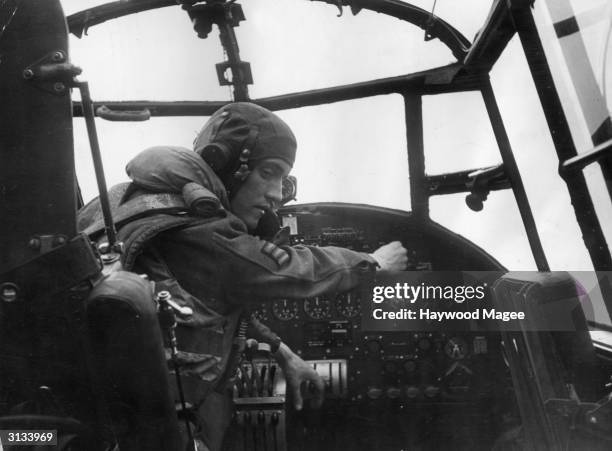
[259,167,276,179]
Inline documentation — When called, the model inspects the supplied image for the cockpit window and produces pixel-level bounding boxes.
[62,0,492,98]
[282,96,410,210]
[64,0,611,277]
[532,0,612,254]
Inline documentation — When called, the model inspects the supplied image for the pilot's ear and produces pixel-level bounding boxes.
[199,143,233,173]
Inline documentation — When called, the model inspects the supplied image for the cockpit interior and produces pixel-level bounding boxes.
[1,1,612,450]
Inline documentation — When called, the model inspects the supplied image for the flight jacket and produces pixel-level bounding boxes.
[78,146,377,399]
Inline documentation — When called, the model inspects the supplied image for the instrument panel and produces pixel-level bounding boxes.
[241,204,516,450]
[249,204,510,407]
[264,291,362,323]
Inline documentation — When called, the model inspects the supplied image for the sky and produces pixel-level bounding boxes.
[59,0,612,282]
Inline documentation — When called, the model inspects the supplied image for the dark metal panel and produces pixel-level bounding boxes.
[511,0,612,271]
[0,0,76,273]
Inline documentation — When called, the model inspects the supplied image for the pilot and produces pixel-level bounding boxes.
[81,102,408,450]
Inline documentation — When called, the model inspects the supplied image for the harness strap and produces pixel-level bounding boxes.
[82,183,190,238]
[117,214,209,271]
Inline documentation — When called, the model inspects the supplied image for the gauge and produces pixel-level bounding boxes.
[365,339,382,354]
[272,299,300,321]
[281,175,297,205]
[250,305,269,322]
[444,337,468,360]
[303,296,332,320]
[336,291,361,318]
[417,337,431,351]
[403,360,416,373]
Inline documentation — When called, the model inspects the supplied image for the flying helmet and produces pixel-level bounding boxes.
[193,102,297,198]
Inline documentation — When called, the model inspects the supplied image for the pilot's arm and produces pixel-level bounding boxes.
[247,316,324,410]
[157,212,408,302]
[157,213,407,408]
[211,215,406,301]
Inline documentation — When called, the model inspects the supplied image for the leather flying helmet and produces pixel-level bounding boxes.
[193,102,297,197]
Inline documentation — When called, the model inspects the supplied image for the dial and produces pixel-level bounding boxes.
[444,337,468,360]
[250,305,269,322]
[403,360,416,373]
[417,337,431,351]
[336,291,361,318]
[303,296,332,320]
[272,299,300,321]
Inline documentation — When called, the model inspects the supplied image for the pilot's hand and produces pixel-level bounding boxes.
[274,342,325,410]
[370,241,408,271]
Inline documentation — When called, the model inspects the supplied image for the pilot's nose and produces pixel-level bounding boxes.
[265,180,283,207]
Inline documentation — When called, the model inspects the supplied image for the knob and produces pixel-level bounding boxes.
[366,340,382,354]
[383,361,397,374]
[418,338,431,351]
[403,360,416,373]
[405,386,420,399]
[424,385,440,398]
[366,387,383,400]
[386,387,401,399]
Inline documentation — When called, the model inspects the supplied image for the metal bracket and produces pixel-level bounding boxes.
[185,1,251,100]
[465,164,508,212]
[215,60,253,86]
[28,234,68,254]
[22,50,82,95]
[186,1,245,39]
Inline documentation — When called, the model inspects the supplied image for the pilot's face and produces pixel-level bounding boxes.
[230,157,292,230]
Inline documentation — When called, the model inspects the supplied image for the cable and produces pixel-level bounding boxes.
[0,0,20,41]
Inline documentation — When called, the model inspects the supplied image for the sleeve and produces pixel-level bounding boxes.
[211,219,377,302]
[246,315,282,353]
[161,214,377,304]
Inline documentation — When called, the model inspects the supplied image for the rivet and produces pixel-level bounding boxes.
[1,283,19,303]
[53,82,66,93]
[23,69,34,79]
[52,51,65,62]
[28,237,41,250]
[54,235,67,246]
[589,416,598,424]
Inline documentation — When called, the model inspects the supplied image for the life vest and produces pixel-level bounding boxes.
[78,182,237,400]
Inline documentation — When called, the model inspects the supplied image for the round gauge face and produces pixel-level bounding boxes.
[281,175,297,205]
[271,299,300,321]
[251,305,269,322]
[303,296,332,320]
[336,291,361,318]
[444,337,468,360]
[417,337,431,351]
